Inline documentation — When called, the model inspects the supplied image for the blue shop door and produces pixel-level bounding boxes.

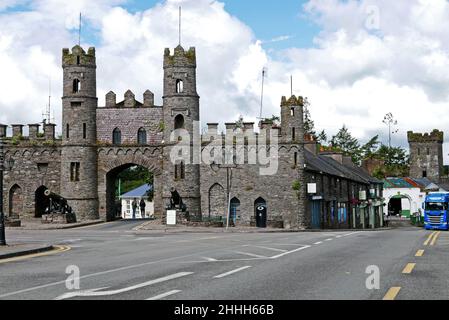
[311,201,321,229]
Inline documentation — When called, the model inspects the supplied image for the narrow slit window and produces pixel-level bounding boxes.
[73,79,81,93]
[83,123,87,139]
[77,56,80,65]
[294,152,298,167]
[292,127,296,141]
[176,79,184,93]
[66,123,70,139]
[70,162,80,182]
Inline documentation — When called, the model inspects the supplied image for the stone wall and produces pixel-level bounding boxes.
[96,107,164,145]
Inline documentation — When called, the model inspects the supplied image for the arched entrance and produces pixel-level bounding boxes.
[255,197,267,228]
[230,197,241,226]
[208,183,226,219]
[35,186,49,218]
[9,184,23,219]
[106,164,154,221]
[388,195,412,218]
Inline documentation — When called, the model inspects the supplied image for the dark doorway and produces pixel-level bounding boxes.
[255,197,267,228]
[388,197,402,216]
[230,197,241,226]
[9,184,23,219]
[35,186,49,218]
[311,201,321,229]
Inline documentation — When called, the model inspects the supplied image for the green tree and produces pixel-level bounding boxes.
[316,130,327,144]
[360,135,381,159]
[303,98,316,137]
[330,126,361,164]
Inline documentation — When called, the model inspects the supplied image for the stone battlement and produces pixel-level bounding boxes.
[407,129,444,143]
[104,89,157,108]
[164,45,196,67]
[62,45,96,67]
[281,95,304,107]
[0,123,58,141]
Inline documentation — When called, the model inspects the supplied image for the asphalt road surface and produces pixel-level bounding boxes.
[0,222,446,300]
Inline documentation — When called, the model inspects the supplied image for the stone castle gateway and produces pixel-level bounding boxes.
[1,43,309,229]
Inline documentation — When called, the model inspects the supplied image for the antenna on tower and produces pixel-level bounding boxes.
[178,6,182,46]
[78,13,82,46]
[259,67,267,119]
[290,75,293,96]
[42,78,52,124]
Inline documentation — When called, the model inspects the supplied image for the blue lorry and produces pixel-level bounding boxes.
[424,193,449,231]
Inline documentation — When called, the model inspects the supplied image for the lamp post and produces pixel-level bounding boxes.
[0,138,14,246]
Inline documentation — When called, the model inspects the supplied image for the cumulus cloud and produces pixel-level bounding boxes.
[1,0,449,162]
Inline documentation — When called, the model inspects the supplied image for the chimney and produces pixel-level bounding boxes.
[143,90,154,107]
[321,151,343,164]
[0,124,7,138]
[11,124,23,138]
[44,123,56,140]
[124,90,136,108]
[243,122,254,132]
[304,134,318,155]
[225,123,236,134]
[28,124,40,139]
[207,123,219,135]
[105,91,116,108]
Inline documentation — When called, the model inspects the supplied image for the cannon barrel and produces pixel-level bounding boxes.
[44,189,66,202]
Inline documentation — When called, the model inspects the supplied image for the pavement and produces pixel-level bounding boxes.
[0,220,446,300]
[6,219,104,230]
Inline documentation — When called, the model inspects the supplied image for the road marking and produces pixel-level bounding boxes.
[402,263,416,274]
[336,235,342,238]
[55,272,193,300]
[146,290,182,301]
[324,238,333,242]
[214,266,252,279]
[415,250,425,257]
[430,232,441,246]
[314,242,323,245]
[235,251,267,259]
[424,231,437,246]
[383,287,401,300]
[202,257,217,262]
[0,245,71,265]
[246,245,287,253]
[0,248,219,299]
[270,245,311,259]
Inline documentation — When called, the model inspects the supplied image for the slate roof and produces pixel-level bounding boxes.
[304,150,379,185]
[121,184,153,198]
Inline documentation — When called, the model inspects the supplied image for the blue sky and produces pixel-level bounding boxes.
[127,0,319,49]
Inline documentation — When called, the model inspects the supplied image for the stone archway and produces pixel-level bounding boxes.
[387,194,413,218]
[9,184,23,219]
[98,149,163,222]
[35,186,49,218]
[208,183,226,219]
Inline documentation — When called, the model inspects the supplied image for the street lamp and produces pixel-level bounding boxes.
[0,138,15,246]
[211,160,240,230]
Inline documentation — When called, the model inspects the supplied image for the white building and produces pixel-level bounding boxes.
[120,184,154,219]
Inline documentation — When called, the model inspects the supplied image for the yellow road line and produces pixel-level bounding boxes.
[430,231,441,246]
[402,263,416,274]
[0,245,71,264]
[424,231,437,246]
[383,287,401,300]
[415,250,425,257]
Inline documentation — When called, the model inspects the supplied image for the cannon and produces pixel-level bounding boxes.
[168,188,187,212]
[44,189,77,223]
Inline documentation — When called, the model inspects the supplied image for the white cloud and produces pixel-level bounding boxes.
[1,0,449,163]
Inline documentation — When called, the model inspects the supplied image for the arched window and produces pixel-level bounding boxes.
[137,128,147,145]
[113,128,121,145]
[73,79,81,93]
[174,114,185,130]
[176,79,184,93]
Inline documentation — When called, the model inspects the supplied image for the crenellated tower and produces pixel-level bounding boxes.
[162,45,201,216]
[60,45,99,220]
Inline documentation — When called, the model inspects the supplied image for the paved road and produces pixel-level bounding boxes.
[0,222,446,300]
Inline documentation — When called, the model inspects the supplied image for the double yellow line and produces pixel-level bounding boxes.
[424,231,441,246]
[0,245,71,264]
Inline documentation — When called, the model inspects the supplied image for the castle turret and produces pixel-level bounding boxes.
[280,95,304,143]
[408,129,444,181]
[162,45,201,216]
[60,45,98,220]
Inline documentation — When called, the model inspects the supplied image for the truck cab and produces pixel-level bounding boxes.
[424,193,449,231]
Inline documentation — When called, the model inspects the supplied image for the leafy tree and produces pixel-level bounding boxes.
[360,135,380,159]
[316,130,327,144]
[330,126,361,164]
[303,98,316,137]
